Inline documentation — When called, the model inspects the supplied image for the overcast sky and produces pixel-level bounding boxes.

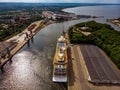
[0,0,120,4]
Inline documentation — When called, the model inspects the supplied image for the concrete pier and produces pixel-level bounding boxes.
[0,20,54,72]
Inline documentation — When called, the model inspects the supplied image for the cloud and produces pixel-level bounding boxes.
[98,0,120,3]
[0,0,40,2]
[0,0,119,3]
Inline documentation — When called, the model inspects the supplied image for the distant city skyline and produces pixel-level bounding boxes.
[0,0,120,4]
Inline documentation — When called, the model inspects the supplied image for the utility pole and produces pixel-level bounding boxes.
[25,32,29,40]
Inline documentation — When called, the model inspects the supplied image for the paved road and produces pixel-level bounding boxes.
[68,45,90,90]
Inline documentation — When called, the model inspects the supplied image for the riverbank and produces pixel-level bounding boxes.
[107,19,120,28]
[0,19,55,70]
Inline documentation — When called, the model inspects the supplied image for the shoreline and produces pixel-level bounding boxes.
[62,7,104,20]
[107,19,120,28]
[0,19,55,70]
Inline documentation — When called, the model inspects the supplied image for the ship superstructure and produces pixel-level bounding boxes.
[52,35,68,82]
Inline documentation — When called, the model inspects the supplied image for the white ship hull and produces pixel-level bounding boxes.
[52,76,67,82]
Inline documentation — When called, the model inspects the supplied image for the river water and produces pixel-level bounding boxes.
[63,5,120,30]
[0,5,120,90]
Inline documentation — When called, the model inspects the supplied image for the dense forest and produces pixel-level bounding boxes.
[68,21,120,69]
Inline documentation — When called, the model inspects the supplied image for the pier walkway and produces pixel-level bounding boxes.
[68,45,90,90]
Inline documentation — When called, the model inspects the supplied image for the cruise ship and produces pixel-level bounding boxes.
[52,34,68,82]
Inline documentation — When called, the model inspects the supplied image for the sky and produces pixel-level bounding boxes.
[0,0,120,4]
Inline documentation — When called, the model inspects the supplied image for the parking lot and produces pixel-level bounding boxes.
[80,44,120,84]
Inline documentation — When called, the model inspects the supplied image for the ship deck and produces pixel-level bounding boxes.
[52,35,68,82]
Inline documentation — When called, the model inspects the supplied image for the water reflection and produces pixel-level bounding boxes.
[0,18,109,90]
[31,37,34,44]
[12,51,34,90]
[0,5,120,90]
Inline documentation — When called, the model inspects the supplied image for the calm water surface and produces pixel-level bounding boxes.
[0,5,120,90]
[63,5,120,30]
[0,19,91,90]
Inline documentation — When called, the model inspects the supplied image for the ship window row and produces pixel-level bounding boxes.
[55,69,66,72]
[55,68,66,70]
[54,72,66,74]
[54,73,66,76]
